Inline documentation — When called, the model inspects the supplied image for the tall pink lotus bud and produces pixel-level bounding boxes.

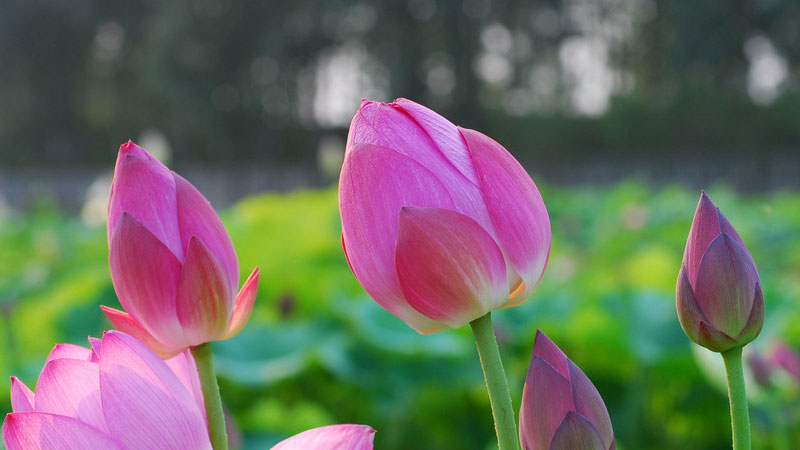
[676,192,764,352]
[103,141,259,358]
[2,331,210,449]
[339,98,551,333]
[519,331,615,450]
[271,424,376,449]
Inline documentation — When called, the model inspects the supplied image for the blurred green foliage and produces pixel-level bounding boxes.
[1,183,800,449]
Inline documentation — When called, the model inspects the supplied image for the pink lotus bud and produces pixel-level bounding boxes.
[771,342,800,382]
[676,192,764,352]
[339,98,551,333]
[103,141,259,358]
[271,424,376,449]
[519,331,615,450]
[2,331,211,449]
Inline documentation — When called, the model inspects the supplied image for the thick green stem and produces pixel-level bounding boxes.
[721,347,751,450]
[191,343,228,450]
[470,312,519,450]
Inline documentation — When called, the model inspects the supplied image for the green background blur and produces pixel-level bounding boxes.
[2,1,800,449]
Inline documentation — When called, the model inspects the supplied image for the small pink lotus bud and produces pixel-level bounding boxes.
[771,342,800,382]
[676,192,764,352]
[104,141,259,358]
[2,331,211,449]
[271,424,376,449]
[519,331,615,450]
[339,98,551,333]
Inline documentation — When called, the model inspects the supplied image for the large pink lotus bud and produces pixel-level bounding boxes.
[676,192,764,352]
[271,424,376,449]
[103,141,259,358]
[339,98,551,333]
[2,331,210,449]
[519,331,615,450]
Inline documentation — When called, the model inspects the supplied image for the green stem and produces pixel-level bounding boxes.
[470,312,519,450]
[191,343,228,450]
[721,347,751,450]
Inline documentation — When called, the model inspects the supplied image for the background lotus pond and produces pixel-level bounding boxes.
[1,182,799,450]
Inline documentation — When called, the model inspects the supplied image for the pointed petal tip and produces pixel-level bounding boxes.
[224,267,260,339]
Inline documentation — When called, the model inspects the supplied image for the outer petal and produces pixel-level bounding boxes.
[461,127,551,302]
[100,307,184,359]
[520,357,574,450]
[108,141,182,261]
[693,234,758,337]
[548,411,606,450]
[395,207,508,327]
[682,192,722,285]
[2,412,121,450]
[697,321,739,352]
[735,284,764,346]
[109,214,186,349]
[175,174,239,295]
[339,144,455,333]
[271,424,376,450]
[348,100,496,255]
[568,361,614,447]
[98,331,211,450]
[34,359,107,433]
[531,330,569,378]
[46,343,92,363]
[225,267,260,339]
[175,237,232,344]
[10,377,34,413]
[675,267,707,345]
[164,350,206,423]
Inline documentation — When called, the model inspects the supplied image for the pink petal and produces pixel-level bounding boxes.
[175,237,233,345]
[568,361,614,447]
[10,377,34,413]
[519,357,575,450]
[735,284,764,345]
[697,321,738,352]
[88,337,102,362]
[339,144,454,333]
[98,331,210,450]
[348,100,496,249]
[693,234,758,337]
[2,412,121,450]
[396,207,508,328]
[461,127,551,302]
[271,424,376,450]
[225,267,260,339]
[46,343,92,363]
[683,192,723,285]
[108,141,182,261]
[100,306,184,359]
[34,359,107,433]
[548,411,605,450]
[531,330,569,378]
[175,174,239,295]
[675,267,707,345]
[164,350,206,423]
[392,98,479,186]
[108,214,187,349]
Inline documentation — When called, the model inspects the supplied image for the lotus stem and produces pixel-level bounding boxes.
[470,312,520,450]
[721,346,751,450]
[191,343,229,450]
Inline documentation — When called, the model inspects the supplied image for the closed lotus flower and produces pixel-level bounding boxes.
[519,331,615,450]
[103,141,259,358]
[271,424,376,449]
[2,331,210,450]
[676,192,764,352]
[339,98,551,332]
